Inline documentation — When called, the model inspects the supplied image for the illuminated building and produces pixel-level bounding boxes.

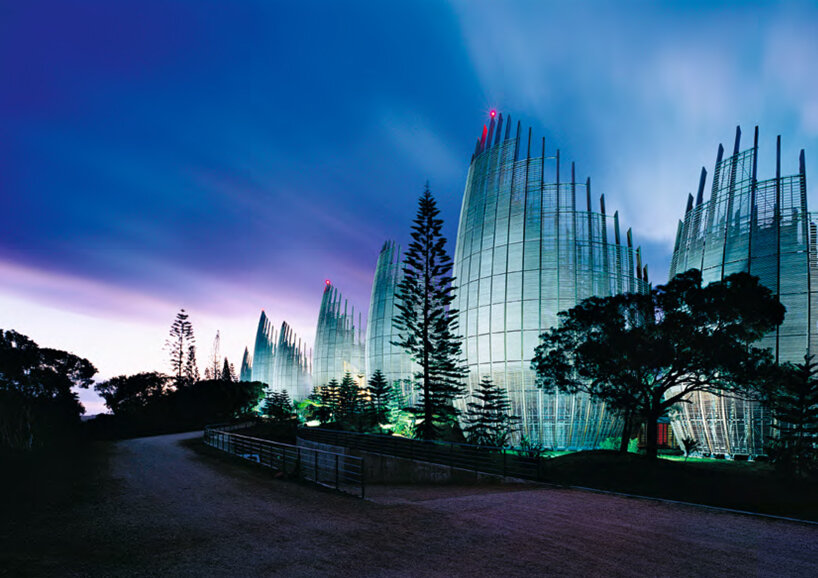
[271,321,313,400]
[365,241,418,405]
[239,346,252,382]
[453,112,650,448]
[250,310,275,387]
[668,127,815,456]
[313,282,366,387]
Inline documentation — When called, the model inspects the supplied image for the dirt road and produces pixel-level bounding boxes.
[4,431,816,576]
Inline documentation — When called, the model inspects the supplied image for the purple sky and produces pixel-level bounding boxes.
[2,1,817,413]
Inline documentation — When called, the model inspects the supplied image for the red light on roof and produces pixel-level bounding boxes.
[490,110,496,117]
[325,279,331,286]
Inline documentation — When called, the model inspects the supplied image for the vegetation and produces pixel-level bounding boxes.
[0,329,96,452]
[367,370,391,426]
[393,184,467,440]
[463,376,519,447]
[532,270,784,459]
[763,354,818,476]
[165,309,199,387]
[261,390,296,423]
[89,377,264,439]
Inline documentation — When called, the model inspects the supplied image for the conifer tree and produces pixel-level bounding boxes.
[464,376,520,447]
[165,309,199,386]
[262,390,294,422]
[316,379,340,423]
[368,370,391,426]
[337,372,360,422]
[767,354,818,475]
[393,184,467,440]
[221,358,235,382]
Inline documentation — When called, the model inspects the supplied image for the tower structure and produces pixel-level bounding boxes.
[250,310,276,387]
[271,321,313,400]
[453,112,650,448]
[365,241,418,405]
[313,282,366,387]
[239,346,252,382]
[669,126,815,456]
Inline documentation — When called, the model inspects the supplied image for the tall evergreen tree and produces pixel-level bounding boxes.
[766,354,818,475]
[221,357,235,382]
[262,390,294,422]
[316,379,340,423]
[464,376,520,447]
[393,184,467,440]
[368,370,391,426]
[165,309,199,386]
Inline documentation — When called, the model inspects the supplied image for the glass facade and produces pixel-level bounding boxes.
[453,113,650,448]
[313,282,366,387]
[239,346,252,382]
[271,321,312,400]
[668,127,815,456]
[365,241,418,405]
[250,310,275,387]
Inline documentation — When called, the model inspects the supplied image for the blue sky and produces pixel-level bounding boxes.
[2,1,817,412]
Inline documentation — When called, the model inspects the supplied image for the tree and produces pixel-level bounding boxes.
[94,372,170,415]
[337,372,362,422]
[367,370,391,426]
[463,376,520,447]
[393,184,467,440]
[0,329,96,451]
[165,309,199,386]
[262,390,295,423]
[765,354,818,475]
[532,270,784,459]
[314,379,340,424]
[221,358,235,382]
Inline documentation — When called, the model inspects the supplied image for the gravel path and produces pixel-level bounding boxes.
[6,431,817,577]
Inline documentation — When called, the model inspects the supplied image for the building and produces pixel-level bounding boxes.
[271,321,312,400]
[313,282,366,387]
[453,112,650,448]
[668,126,815,456]
[250,310,276,387]
[239,346,252,382]
[365,241,418,405]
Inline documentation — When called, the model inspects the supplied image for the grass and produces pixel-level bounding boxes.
[539,450,818,521]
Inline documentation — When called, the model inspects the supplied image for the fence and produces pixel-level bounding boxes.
[204,424,365,498]
[297,427,550,482]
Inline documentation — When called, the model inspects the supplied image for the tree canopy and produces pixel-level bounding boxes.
[0,329,96,451]
[532,270,785,458]
[463,376,519,447]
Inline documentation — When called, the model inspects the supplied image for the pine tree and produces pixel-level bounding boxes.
[463,376,519,447]
[767,354,818,475]
[337,372,361,424]
[316,379,341,424]
[368,370,391,426]
[221,358,235,382]
[393,184,467,440]
[165,309,199,386]
[262,390,294,422]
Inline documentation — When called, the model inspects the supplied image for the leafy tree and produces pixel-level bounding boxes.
[532,270,784,459]
[368,370,391,426]
[94,372,170,415]
[463,376,520,447]
[764,354,818,475]
[0,329,96,451]
[393,184,467,440]
[165,309,199,386]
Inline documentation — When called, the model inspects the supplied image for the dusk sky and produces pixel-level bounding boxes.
[3,1,818,413]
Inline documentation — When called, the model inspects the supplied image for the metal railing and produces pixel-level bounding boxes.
[204,424,365,498]
[297,427,549,482]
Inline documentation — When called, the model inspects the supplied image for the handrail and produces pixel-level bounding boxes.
[204,423,365,498]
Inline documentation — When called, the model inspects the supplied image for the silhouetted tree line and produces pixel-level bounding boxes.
[88,375,264,439]
[0,329,96,453]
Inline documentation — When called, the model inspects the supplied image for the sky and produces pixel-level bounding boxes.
[2,1,818,413]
